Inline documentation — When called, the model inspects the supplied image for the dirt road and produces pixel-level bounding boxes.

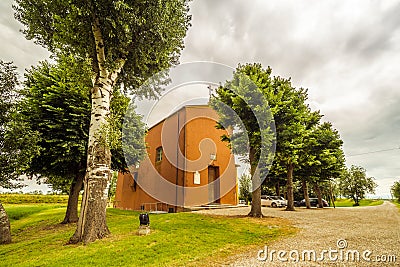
[195,201,400,266]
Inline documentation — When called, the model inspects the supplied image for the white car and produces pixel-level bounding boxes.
[261,195,287,208]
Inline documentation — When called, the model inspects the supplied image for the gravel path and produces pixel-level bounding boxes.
[194,201,400,266]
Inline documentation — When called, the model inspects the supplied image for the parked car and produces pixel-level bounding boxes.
[238,199,247,205]
[298,198,329,207]
[261,195,287,208]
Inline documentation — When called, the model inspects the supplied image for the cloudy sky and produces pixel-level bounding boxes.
[1,0,399,197]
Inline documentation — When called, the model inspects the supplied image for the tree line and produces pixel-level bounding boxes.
[212,64,377,216]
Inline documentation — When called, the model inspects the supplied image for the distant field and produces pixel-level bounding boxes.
[0,193,79,204]
[1,201,295,266]
[333,198,384,207]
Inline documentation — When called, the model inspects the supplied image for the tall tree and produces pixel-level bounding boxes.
[20,56,90,224]
[211,63,275,217]
[264,77,311,211]
[339,165,377,206]
[296,121,345,208]
[0,60,39,244]
[14,0,191,243]
[294,109,322,209]
[391,180,400,202]
[19,55,137,224]
[0,60,17,245]
[311,122,345,208]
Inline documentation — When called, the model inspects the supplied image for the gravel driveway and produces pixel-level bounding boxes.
[195,201,400,266]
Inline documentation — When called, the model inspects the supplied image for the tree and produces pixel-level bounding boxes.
[0,60,39,244]
[312,123,345,208]
[339,165,377,206]
[264,77,311,211]
[391,181,400,202]
[19,55,142,224]
[0,60,18,244]
[293,110,322,209]
[239,174,252,204]
[20,56,91,224]
[297,121,345,208]
[14,0,191,243]
[210,63,275,217]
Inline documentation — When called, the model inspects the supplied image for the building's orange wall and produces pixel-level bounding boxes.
[114,105,238,211]
[183,106,237,206]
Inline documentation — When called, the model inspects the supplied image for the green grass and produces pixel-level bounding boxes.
[5,203,66,221]
[1,204,295,266]
[334,198,384,207]
[393,200,400,211]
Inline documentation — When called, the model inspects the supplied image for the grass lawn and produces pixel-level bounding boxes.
[393,200,400,210]
[0,204,295,266]
[333,198,384,207]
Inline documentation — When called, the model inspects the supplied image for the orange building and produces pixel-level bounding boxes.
[114,105,238,212]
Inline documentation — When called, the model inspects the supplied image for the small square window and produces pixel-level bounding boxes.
[156,146,163,162]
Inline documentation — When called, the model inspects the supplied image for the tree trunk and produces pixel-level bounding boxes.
[314,183,323,208]
[69,14,124,244]
[248,148,263,217]
[62,172,84,224]
[285,163,295,211]
[0,202,11,244]
[302,179,311,209]
[69,78,112,244]
[329,182,336,208]
[354,196,360,206]
[275,181,280,197]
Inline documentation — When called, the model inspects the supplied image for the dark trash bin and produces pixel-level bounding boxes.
[139,213,150,226]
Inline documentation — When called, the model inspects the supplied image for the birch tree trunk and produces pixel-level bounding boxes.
[0,202,11,244]
[69,15,124,244]
[69,77,112,244]
[285,163,295,211]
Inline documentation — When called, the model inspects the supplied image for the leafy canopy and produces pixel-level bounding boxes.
[210,63,276,175]
[339,165,377,204]
[391,180,400,202]
[19,55,145,192]
[14,0,192,97]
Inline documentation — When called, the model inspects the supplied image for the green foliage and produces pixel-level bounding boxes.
[0,60,18,123]
[339,165,377,206]
[391,180,400,202]
[239,174,252,203]
[18,55,144,191]
[20,55,92,190]
[107,172,118,202]
[0,60,40,188]
[1,203,295,266]
[210,63,275,175]
[14,0,192,98]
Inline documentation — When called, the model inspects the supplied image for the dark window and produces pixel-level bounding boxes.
[156,146,163,162]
